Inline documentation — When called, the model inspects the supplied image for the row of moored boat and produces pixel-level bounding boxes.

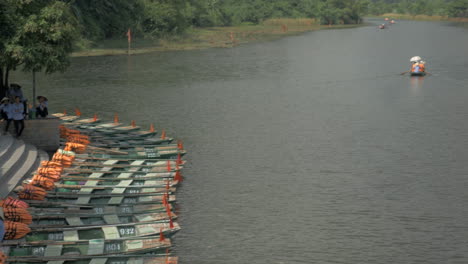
[0,112,185,264]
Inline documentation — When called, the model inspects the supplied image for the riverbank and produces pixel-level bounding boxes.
[376,13,468,22]
[72,18,361,57]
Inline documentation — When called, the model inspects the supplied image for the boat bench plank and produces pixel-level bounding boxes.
[64,230,79,241]
[66,217,83,226]
[87,240,105,255]
[44,244,63,257]
[103,214,120,224]
[102,226,120,239]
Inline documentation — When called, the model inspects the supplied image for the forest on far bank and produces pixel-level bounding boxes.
[1,0,466,96]
[66,0,468,42]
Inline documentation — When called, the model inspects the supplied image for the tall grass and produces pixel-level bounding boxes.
[262,18,317,26]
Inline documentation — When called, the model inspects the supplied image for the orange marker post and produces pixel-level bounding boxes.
[166,160,171,172]
[159,227,165,241]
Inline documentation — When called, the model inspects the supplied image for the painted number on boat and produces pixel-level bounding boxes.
[118,226,136,236]
[119,207,133,213]
[104,242,122,252]
[48,232,64,240]
[32,247,46,256]
[123,197,137,203]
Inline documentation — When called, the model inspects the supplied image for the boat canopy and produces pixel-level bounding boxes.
[410,56,422,63]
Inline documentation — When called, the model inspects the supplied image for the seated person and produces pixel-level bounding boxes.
[36,96,48,118]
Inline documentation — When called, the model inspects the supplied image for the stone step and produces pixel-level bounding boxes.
[0,140,26,180]
[0,143,38,198]
[0,134,15,164]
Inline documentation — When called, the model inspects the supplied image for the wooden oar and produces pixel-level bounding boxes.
[400,71,410,75]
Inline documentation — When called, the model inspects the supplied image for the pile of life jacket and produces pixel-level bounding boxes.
[0,197,32,241]
[0,127,90,244]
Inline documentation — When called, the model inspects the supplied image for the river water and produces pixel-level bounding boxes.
[13,19,468,263]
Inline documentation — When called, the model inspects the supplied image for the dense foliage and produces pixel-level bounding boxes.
[67,0,466,42]
[68,0,371,41]
[0,0,78,97]
[1,0,465,96]
[367,0,468,17]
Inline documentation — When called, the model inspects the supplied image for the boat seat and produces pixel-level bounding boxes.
[44,244,63,257]
[87,240,105,255]
[63,230,79,241]
[102,226,120,239]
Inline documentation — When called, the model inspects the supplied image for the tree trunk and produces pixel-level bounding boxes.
[5,67,9,89]
[0,67,5,98]
[0,67,3,98]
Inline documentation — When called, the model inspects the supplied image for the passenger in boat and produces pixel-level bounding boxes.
[35,96,48,118]
[10,96,25,137]
[418,61,426,72]
[411,61,420,73]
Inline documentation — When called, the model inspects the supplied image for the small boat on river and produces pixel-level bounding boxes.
[409,56,426,76]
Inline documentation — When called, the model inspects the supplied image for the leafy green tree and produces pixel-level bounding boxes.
[0,0,78,98]
[69,0,142,39]
[447,0,468,17]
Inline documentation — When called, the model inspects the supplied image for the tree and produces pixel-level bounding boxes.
[0,0,77,98]
[447,0,468,17]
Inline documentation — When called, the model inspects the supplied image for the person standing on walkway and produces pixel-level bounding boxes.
[2,98,13,135]
[10,96,25,137]
[7,84,28,118]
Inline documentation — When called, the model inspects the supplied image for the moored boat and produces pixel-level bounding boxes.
[5,256,178,264]
[27,204,174,217]
[2,236,172,256]
[24,193,176,206]
[61,171,178,181]
[30,211,177,229]
[24,221,180,242]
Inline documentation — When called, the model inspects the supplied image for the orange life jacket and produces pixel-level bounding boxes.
[419,63,425,72]
[0,251,7,264]
[2,208,33,224]
[0,197,29,209]
[3,221,31,240]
